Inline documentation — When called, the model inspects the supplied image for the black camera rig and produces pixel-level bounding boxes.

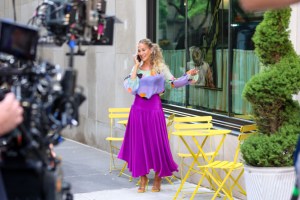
[30,0,112,47]
[0,0,110,199]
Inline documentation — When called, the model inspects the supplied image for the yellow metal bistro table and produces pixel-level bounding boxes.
[172,129,231,200]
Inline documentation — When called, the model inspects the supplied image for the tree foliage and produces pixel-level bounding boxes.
[165,0,208,19]
[241,8,300,167]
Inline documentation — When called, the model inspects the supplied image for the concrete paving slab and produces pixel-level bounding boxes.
[54,139,242,200]
[73,183,216,200]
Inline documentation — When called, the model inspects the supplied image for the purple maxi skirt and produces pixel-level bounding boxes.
[118,94,178,178]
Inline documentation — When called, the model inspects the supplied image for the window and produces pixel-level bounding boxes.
[153,0,263,119]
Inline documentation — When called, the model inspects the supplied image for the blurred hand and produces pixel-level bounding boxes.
[0,93,24,136]
[187,68,199,76]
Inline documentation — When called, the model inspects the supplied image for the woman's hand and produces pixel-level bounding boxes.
[130,54,140,80]
[133,54,141,66]
[187,68,199,76]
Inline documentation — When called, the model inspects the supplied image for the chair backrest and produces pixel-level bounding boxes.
[233,124,257,163]
[166,114,175,128]
[173,116,214,159]
[240,124,257,134]
[173,116,213,131]
[108,108,130,136]
[166,114,175,139]
[108,108,130,119]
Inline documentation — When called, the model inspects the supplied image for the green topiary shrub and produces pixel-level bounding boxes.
[241,131,298,167]
[252,8,297,65]
[243,57,300,134]
[241,7,300,167]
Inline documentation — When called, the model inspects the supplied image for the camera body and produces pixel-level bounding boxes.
[0,0,113,198]
[0,7,86,199]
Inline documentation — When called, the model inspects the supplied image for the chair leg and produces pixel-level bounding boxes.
[170,175,178,182]
[207,168,223,194]
[108,141,114,173]
[180,157,184,180]
[118,162,134,182]
[173,160,197,199]
[164,177,173,185]
[108,141,134,182]
[228,169,246,196]
[210,169,234,200]
[118,162,127,176]
[190,168,207,200]
[136,178,141,186]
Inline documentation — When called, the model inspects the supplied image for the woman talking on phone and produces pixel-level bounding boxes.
[118,38,198,193]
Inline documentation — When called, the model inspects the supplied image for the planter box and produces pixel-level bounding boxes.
[244,165,295,200]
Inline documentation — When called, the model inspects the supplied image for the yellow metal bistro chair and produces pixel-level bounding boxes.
[173,116,213,180]
[105,108,130,177]
[240,124,257,135]
[192,125,257,200]
[172,116,218,198]
[172,129,231,199]
[165,114,178,184]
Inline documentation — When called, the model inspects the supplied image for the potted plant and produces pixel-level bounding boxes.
[240,7,300,200]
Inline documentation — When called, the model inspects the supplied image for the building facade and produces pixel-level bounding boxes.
[1,1,300,196]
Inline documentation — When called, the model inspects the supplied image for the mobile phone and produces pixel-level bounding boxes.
[136,55,141,62]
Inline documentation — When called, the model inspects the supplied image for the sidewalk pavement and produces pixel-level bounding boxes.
[54,138,239,200]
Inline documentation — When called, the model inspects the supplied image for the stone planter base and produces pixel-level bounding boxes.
[244,165,295,200]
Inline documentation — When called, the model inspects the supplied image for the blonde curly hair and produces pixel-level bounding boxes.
[138,38,168,73]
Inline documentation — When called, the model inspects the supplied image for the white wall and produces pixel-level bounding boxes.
[290,3,300,101]
[0,0,147,152]
[290,2,300,55]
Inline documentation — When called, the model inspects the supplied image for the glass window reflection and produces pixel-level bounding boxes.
[156,0,264,118]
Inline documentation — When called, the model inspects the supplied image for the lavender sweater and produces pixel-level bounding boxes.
[124,66,192,99]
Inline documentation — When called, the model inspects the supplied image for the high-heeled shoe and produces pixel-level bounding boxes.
[138,176,149,193]
[151,176,162,192]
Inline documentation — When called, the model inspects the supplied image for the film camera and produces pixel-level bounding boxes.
[31,0,114,47]
[0,0,111,199]
[0,19,79,200]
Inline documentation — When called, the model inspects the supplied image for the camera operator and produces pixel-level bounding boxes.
[0,93,23,200]
[0,93,23,136]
